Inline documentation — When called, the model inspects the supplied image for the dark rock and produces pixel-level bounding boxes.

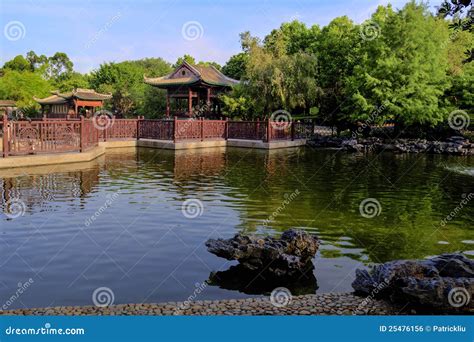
[352,254,474,311]
[205,229,319,277]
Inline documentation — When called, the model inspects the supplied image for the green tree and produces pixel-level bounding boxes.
[347,3,451,127]
[0,69,51,107]
[222,53,249,80]
[2,55,31,72]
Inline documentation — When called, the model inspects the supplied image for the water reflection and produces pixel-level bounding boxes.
[208,264,318,296]
[0,147,472,307]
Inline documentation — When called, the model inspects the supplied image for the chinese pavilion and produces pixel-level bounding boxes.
[34,88,112,118]
[144,61,239,118]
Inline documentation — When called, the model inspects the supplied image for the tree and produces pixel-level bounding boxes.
[0,69,51,107]
[263,20,320,55]
[173,54,196,68]
[222,53,249,80]
[26,51,48,71]
[347,3,451,127]
[45,52,74,81]
[438,0,473,63]
[89,58,171,116]
[312,16,361,130]
[2,55,31,72]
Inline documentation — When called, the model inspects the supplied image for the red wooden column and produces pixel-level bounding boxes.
[166,91,170,118]
[2,114,9,158]
[188,88,192,116]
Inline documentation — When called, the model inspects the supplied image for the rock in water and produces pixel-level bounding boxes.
[205,229,319,277]
[352,253,474,311]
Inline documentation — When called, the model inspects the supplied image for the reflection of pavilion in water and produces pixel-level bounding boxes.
[173,148,226,179]
[0,166,101,217]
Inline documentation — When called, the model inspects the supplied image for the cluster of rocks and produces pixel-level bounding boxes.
[205,229,319,278]
[0,293,398,316]
[308,136,474,155]
[352,253,473,313]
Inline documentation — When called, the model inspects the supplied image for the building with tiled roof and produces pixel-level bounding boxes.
[34,89,112,118]
[0,100,16,116]
[144,61,239,118]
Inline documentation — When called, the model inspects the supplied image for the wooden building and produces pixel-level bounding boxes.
[0,100,17,117]
[34,88,112,118]
[144,61,239,118]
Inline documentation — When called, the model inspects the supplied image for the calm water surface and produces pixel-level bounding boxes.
[0,147,472,309]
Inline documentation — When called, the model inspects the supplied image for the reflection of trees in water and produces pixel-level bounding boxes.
[0,167,100,217]
[219,149,474,262]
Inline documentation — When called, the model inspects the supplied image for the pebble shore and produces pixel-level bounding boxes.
[0,293,404,316]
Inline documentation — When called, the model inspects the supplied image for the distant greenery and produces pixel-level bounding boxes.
[0,0,472,128]
[220,1,473,133]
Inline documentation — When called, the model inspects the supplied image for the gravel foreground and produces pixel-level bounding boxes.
[0,293,408,316]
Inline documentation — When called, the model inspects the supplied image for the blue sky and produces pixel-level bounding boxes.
[1,0,428,72]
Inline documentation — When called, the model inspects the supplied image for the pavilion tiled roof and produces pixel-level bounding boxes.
[144,62,239,88]
[35,88,112,104]
[33,94,68,105]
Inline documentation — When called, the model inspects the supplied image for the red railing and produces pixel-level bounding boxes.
[99,118,139,141]
[80,118,99,152]
[227,120,267,140]
[137,119,174,141]
[1,115,313,157]
[5,118,82,156]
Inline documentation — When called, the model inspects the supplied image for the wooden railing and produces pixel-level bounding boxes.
[2,115,313,157]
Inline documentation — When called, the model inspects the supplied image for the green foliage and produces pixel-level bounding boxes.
[3,55,31,72]
[0,69,51,107]
[89,58,171,116]
[222,53,248,80]
[348,3,451,126]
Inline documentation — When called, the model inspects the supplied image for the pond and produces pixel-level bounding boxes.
[0,147,472,309]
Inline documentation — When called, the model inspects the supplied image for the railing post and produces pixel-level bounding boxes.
[200,117,204,141]
[136,116,141,140]
[225,118,229,140]
[291,121,295,141]
[256,119,260,140]
[173,116,177,143]
[266,118,271,143]
[2,114,9,158]
[80,115,85,152]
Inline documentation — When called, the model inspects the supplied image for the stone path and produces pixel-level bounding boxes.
[0,293,405,316]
